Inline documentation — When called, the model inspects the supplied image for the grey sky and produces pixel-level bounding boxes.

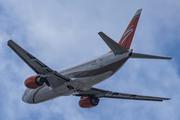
[0,0,180,120]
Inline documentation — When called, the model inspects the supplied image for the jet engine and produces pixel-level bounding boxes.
[24,75,46,89]
[79,96,100,108]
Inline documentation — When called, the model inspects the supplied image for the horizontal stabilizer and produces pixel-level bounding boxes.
[130,52,172,59]
[98,32,128,54]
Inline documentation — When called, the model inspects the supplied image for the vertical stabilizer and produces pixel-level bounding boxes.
[119,9,142,49]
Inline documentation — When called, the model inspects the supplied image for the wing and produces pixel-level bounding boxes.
[74,87,171,102]
[8,40,53,74]
[7,40,70,89]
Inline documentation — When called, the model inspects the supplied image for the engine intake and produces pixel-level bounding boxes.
[35,76,46,86]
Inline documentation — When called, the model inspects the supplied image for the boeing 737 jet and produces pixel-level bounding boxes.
[8,9,171,108]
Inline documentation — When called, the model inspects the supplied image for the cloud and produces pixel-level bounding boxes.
[0,0,180,120]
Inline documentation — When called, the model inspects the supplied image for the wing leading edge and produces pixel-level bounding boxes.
[75,87,171,102]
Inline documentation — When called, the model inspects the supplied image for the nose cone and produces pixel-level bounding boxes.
[22,89,36,104]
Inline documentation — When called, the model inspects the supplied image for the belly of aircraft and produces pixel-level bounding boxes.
[75,71,113,88]
[32,71,113,103]
[32,57,129,103]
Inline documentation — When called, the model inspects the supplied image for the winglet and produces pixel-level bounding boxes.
[98,32,128,55]
[118,9,142,49]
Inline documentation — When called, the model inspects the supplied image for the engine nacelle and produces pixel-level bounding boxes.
[79,96,100,108]
[24,75,45,89]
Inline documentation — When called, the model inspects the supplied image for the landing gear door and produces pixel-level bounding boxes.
[98,56,104,67]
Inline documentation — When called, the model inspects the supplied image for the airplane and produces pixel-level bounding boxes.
[8,9,171,108]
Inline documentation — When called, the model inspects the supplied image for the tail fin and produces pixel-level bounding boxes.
[119,9,142,49]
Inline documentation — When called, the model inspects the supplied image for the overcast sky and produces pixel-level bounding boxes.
[0,0,180,120]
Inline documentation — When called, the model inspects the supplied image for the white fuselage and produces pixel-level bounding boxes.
[22,50,132,103]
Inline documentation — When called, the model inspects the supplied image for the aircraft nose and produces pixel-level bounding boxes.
[22,89,35,104]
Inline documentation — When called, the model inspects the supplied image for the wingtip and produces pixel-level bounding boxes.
[161,56,172,60]
[98,31,103,35]
[163,98,171,101]
[168,57,172,60]
[7,39,13,45]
